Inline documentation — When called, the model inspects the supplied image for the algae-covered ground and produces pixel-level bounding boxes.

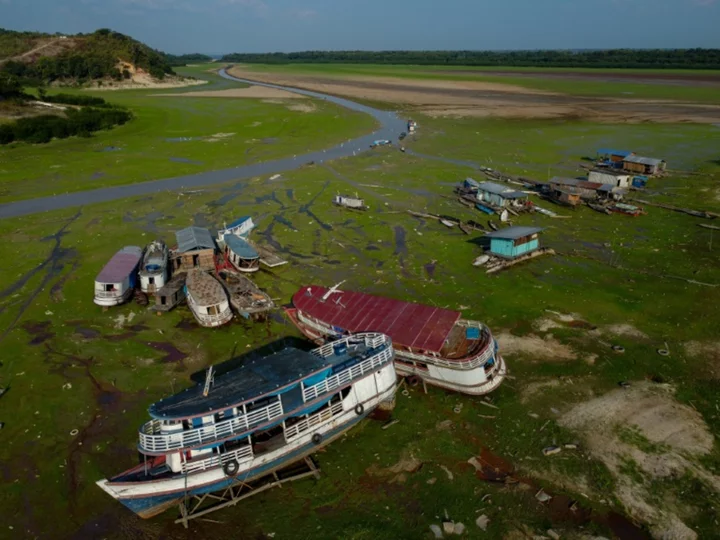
[1,72,720,540]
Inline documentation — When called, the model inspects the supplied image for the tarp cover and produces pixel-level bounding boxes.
[292,286,460,353]
[95,246,142,283]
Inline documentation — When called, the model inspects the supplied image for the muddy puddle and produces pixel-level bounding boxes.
[256,192,286,208]
[145,341,188,364]
[286,188,295,201]
[274,214,297,230]
[470,447,651,539]
[394,226,408,256]
[424,261,437,279]
[23,320,54,345]
[90,172,105,180]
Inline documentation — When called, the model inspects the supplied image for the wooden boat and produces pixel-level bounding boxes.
[458,222,472,235]
[440,219,456,228]
[333,194,367,211]
[223,234,260,273]
[139,240,169,295]
[153,274,187,313]
[94,246,143,307]
[473,255,490,267]
[285,284,507,396]
[488,220,499,231]
[219,271,275,317]
[609,203,646,217]
[97,333,397,519]
[466,220,486,232]
[587,202,612,215]
[185,270,233,327]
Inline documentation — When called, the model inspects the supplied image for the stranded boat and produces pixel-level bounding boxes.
[218,271,275,317]
[97,333,397,518]
[285,284,506,396]
[185,270,233,327]
[223,234,260,273]
[139,240,169,294]
[93,246,143,307]
[333,194,367,211]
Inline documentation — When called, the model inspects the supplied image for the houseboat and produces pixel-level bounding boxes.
[218,271,275,317]
[185,270,233,327]
[96,333,398,518]
[172,227,216,274]
[154,274,187,313]
[223,235,260,273]
[139,240,169,295]
[285,285,506,396]
[93,246,143,307]
[332,194,367,210]
[217,216,255,243]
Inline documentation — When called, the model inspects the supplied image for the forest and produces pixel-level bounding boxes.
[221,48,720,69]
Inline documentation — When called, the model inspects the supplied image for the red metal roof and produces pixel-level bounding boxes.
[292,286,460,353]
[96,247,142,283]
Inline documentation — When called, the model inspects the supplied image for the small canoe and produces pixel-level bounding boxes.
[440,220,456,228]
[588,203,612,215]
[488,220,499,231]
[473,255,490,267]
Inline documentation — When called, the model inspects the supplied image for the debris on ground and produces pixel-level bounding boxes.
[443,521,455,534]
[427,477,437,485]
[453,522,466,535]
[467,457,482,471]
[440,465,454,481]
[381,419,399,430]
[535,489,552,503]
[547,530,561,540]
[542,446,562,456]
[430,524,443,539]
[476,514,489,531]
[436,419,454,431]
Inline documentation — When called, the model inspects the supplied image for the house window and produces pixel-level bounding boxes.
[149,277,155,285]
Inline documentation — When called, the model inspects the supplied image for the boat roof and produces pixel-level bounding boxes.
[549,177,604,190]
[176,227,215,253]
[477,182,526,199]
[186,270,227,305]
[597,148,633,157]
[224,234,259,259]
[623,155,664,166]
[486,226,543,240]
[292,286,460,352]
[149,348,328,419]
[226,216,252,229]
[95,246,142,283]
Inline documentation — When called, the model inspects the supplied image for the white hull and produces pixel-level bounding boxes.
[97,363,397,508]
[94,288,134,307]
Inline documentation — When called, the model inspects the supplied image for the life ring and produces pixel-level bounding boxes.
[407,375,420,387]
[612,345,625,353]
[401,389,410,397]
[312,433,322,445]
[657,349,670,357]
[223,459,239,477]
[354,403,365,416]
[70,429,79,436]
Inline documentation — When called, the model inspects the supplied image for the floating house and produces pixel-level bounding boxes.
[333,194,366,210]
[463,178,480,192]
[154,274,187,313]
[597,149,633,168]
[217,217,255,243]
[476,182,529,210]
[93,246,143,307]
[547,177,624,201]
[286,285,507,396]
[588,170,633,188]
[223,234,260,273]
[622,156,666,176]
[172,227,216,273]
[97,333,398,519]
[185,270,233,327]
[139,240,169,294]
[545,186,582,207]
[485,226,543,260]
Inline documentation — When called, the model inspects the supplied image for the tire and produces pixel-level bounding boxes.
[223,459,239,477]
[407,375,420,387]
[657,349,670,357]
[354,403,365,416]
[312,433,322,445]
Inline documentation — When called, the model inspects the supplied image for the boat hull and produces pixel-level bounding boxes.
[93,288,134,307]
[97,379,396,519]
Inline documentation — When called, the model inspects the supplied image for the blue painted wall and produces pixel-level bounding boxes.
[490,238,539,259]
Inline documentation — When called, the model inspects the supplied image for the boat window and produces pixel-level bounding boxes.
[105,284,114,292]
[161,296,167,305]
[149,277,155,284]
[207,305,219,315]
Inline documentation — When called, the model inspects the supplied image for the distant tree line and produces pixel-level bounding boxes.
[163,53,213,67]
[220,49,720,69]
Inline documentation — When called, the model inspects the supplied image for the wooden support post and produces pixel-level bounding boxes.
[422,379,428,395]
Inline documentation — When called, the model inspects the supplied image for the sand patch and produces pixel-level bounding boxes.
[685,341,720,360]
[366,451,422,484]
[559,382,718,539]
[286,102,317,113]
[599,324,649,340]
[533,318,562,332]
[520,379,562,404]
[496,332,577,361]
[158,86,306,99]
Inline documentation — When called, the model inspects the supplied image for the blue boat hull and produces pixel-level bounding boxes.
[115,408,372,518]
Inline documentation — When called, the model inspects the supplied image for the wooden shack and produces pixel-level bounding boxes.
[486,226,543,260]
[476,182,529,209]
[548,177,604,200]
[154,274,187,312]
[171,227,216,273]
[597,148,633,166]
[588,169,633,188]
[622,155,666,176]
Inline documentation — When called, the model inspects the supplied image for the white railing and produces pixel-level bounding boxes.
[187,294,233,325]
[397,343,494,371]
[312,333,389,358]
[302,347,392,402]
[284,401,344,442]
[94,290,125,299]
[139,401,283,453]
[297,311,334,335]
[182,444,253,474]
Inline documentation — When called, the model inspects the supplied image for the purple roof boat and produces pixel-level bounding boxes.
[94,246,143,307]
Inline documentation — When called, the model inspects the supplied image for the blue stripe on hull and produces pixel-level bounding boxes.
[115,409,371,517]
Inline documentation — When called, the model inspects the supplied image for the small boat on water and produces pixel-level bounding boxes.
[139,240,169,295]
[185,270,233,327]
[285,284,506,396]
[219,271,275,317]
[94,246,143,307]
[97,333,398,519]
[223,234,260,273]
[333,194,367,211]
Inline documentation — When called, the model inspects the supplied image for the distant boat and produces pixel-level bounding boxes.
[587,202,612,215]
[139,240,169,295]
[97,333,398,519]
[94,246,143,307]
[185,270,233,327]
[488,221,499,231]
[473,255,490,267]
[219,271,275,317]
[333,194,367,210]
[440,219,456,228]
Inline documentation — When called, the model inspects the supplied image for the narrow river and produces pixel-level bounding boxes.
[0,69,407,220]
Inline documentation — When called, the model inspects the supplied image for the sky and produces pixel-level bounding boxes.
[1,0,719,55]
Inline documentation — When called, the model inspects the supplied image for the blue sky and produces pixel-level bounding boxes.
[1,0,719,54]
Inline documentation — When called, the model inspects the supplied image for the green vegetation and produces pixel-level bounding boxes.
[222,48,720,69]
[163,53,214,66]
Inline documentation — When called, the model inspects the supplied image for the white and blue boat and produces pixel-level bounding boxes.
[217,216,255,243]
[223,234,260,273]
[96,333,397,519]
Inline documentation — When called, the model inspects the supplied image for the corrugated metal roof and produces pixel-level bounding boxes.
[477,182,527,199]
[597,148,633,157]
[623,155,664,166]
[589,169,630,177]
[224,235,259,260]
[227,216,251,229]
[486,226,543,240]
[292,286,460,353]
[176,227,215,253]
[95,246,143,283]
[550,177,604,190]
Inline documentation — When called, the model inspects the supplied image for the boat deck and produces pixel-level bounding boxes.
[440,323,491,360]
